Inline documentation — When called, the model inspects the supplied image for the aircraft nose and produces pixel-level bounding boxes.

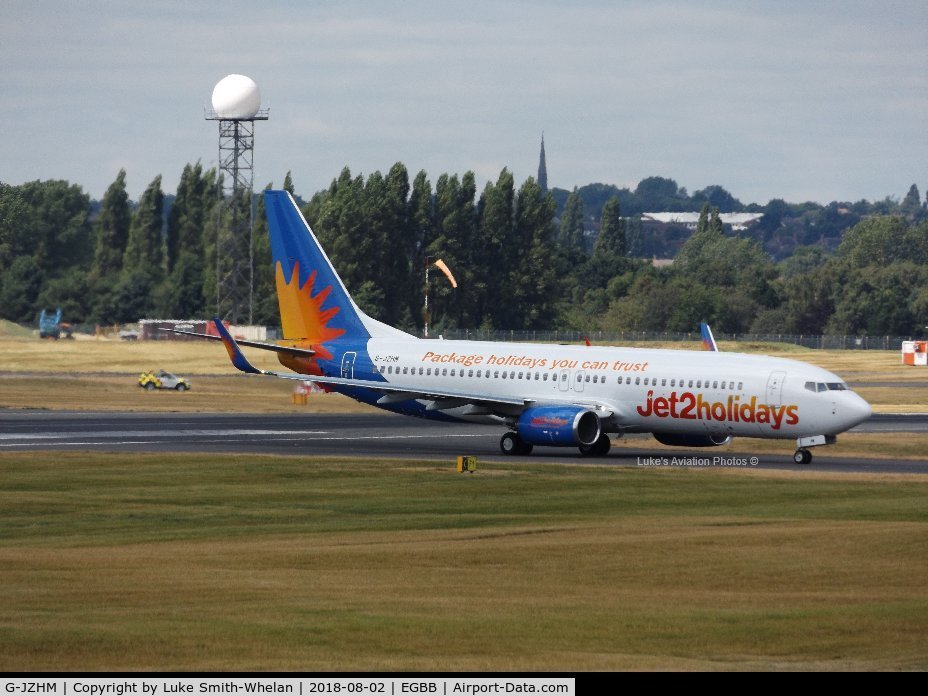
[842,393,873,429]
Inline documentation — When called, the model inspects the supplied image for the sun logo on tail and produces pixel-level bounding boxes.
[274,261,347,376]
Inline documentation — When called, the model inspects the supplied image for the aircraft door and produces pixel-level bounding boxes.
[558,369,570,392]
[574,370,586,392]
[766,370,786,405]
[341,352,357,379]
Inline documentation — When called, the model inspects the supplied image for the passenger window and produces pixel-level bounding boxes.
[712,381,718,389]
[494,371,499,378]
[585,375,590,383]
[419,367,424,375]
[696,380,701,388]
[535,373,539,380]
[635,377,640,385]
[468,370,473,377]
[688,380,694,388]
[443,368,448,376]
[543,373,548,381]
[670,379,675,387]
[518,372,523,380]
[738,381,743,390]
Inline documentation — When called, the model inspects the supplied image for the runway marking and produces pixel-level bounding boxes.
[0,429,327,441]
[0,432,490,448]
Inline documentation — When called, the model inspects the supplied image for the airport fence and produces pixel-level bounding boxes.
[431,329,912,350]
[5,318,911,350]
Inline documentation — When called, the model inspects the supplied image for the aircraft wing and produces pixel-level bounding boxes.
[207,319,614,417]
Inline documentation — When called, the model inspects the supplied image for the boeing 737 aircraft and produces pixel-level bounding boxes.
[179,191,872,464]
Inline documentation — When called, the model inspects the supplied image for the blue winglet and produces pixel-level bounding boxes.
[700,322,719,352]
[213,318,264,374]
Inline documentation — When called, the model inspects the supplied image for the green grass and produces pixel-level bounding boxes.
[1,452,926,671]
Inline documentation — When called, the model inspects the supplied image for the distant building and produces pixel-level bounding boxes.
[537,134,548,193]
[641,212,764,232]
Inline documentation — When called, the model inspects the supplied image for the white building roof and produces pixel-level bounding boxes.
[641,212,764,231]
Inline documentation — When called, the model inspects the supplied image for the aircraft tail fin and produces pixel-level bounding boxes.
[700,322,719,352]
[263,190,412,343]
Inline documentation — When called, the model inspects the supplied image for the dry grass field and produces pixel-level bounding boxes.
[1,334,926,671]
[1,453,926,671]
[0,336,925,413]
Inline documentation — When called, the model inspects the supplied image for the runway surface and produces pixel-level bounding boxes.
[1,410,926,474]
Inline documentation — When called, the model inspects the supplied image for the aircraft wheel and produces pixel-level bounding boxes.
[500,432,531,456]
[500,432,520,456]
[175,383,188,392]
[793,448,812,465]
[580,434,611,457]
[144,382,155,391]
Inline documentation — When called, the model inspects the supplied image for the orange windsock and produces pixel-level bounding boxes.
[433,258,458,288]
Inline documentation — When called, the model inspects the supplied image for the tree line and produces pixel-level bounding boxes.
[1,166,926,336]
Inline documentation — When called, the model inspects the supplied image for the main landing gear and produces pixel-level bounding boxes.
[579,433,611,457]
[500,432,533,456]
[499,432,612,457]
[793,448,813,465]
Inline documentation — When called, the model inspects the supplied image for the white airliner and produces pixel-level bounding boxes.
[181,191,872,465]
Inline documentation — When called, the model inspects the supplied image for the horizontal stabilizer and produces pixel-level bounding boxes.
[160,326,315,358]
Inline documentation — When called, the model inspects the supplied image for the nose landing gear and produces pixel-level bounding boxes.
[793,435,837,465]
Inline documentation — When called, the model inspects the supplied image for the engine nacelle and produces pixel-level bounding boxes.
[653,432,732,447]
[517,406,601,447]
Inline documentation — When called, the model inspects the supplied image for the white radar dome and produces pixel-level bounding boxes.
[211,74,261,119]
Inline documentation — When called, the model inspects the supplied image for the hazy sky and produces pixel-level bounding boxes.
[2,0,926,205]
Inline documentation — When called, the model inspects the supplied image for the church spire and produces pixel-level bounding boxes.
[537,133,548,193]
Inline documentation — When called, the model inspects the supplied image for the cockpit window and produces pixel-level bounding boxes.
[805,381,849,393]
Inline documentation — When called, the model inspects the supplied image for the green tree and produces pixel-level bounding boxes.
[0,184,29,273]
[427,172,477,328]
[511,177,558,329]
[160,163,216,318]
[901,183,922,220]
[838,216,923,267]
[118,175,164,320]
[92,170,131,279]
[594,196,625,257]
[474,169,516,327]
[123,175,164,277]
[0,256,44,322]
[695,202,710,236]
[407,170,435,330]
[558,188,585,251]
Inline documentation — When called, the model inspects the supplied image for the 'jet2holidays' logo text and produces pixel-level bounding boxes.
[636,390,799,430]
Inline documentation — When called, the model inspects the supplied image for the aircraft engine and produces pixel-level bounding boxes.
[516,406,601,447]
[653,432,732,447]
